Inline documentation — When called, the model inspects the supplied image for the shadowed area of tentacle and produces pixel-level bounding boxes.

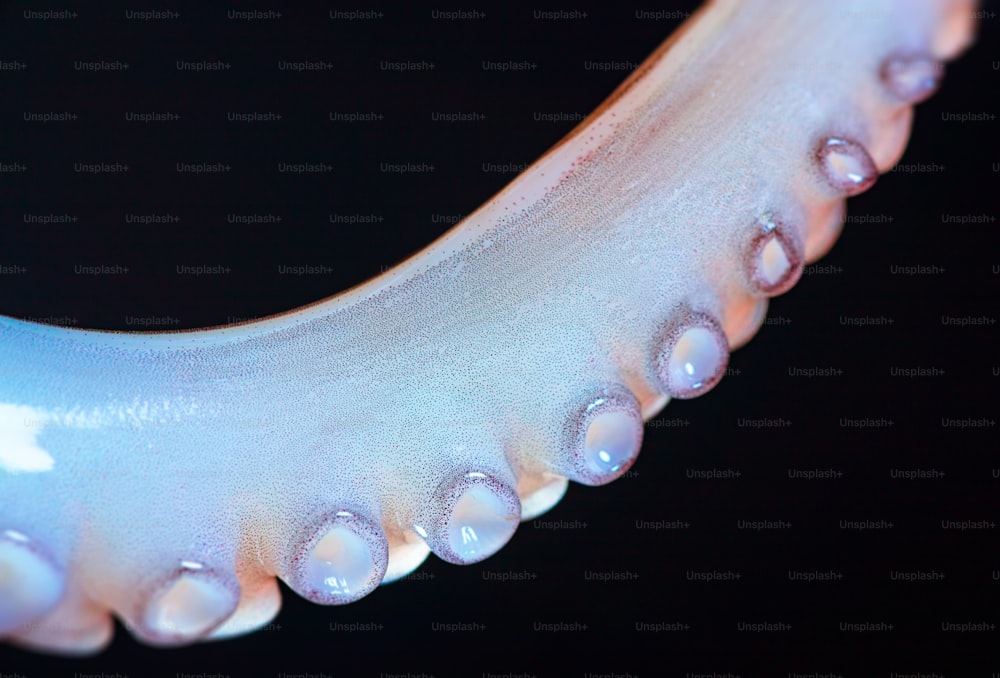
[0,0,978,654]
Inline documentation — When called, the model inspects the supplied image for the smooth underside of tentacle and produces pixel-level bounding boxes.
[0,0,977,655]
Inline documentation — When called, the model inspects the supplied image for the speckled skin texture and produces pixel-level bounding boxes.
[0,0,978,654]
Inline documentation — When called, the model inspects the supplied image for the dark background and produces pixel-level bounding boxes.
[0,1,997,676]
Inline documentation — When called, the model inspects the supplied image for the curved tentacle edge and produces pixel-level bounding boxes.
[0,0,982,655]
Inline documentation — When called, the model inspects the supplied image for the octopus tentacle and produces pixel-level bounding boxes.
[0,0,978,654]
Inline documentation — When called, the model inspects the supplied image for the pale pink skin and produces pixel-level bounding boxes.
[0,0,978,655]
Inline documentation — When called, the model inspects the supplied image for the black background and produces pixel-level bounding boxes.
[0,1,997,676]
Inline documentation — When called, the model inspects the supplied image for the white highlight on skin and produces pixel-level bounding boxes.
[0,398,201,473]
[0,404,54,473]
